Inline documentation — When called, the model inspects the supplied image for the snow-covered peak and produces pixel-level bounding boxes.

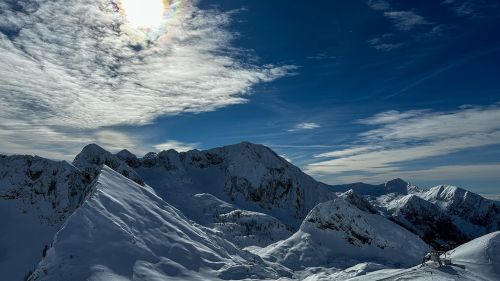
[73,144,144,185]
[339,189,378,214]
[421,184,500,227]
[258,199,430,269]
[385,194,468,249]
[206,141,289,166]
[423,184,464,203]
[387,194,437,212]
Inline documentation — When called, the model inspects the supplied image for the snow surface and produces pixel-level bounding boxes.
[257,199,430,270]
[343,231,500,281]
[30,166,288,281]
[448,231,500,280]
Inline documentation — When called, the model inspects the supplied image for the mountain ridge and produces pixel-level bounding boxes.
[1,142,499,281]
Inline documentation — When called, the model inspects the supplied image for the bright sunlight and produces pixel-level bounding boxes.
[121,0,167,30]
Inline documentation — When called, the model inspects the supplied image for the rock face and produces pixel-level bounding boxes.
[258,199,430,270]
[0,155,92,281]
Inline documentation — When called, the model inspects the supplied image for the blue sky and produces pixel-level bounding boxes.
[1,0,499,194]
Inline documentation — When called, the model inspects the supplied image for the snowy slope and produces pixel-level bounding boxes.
[448,231,500,281]
[385,194,467,249]
[0,155,91,281]
[214,210,294,248]
[418,185,500,238]
[29,166,288,281]
[338,189,379,214]
[257,199,430,270]
[345,231,500,281]
[361,183,500,250]
[73,142,336,247]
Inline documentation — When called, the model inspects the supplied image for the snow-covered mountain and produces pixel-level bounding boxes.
[29,167,288,281]
[73,142,335,247]
[1,142,499,281]
[385,194,468,250]
[257,198,430,269]
[331,178,500,250]
[0,155,92,281]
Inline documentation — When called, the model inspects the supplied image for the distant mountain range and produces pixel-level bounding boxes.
[1,142,498,281]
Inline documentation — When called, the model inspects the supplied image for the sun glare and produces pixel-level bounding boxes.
[121,0,167,30]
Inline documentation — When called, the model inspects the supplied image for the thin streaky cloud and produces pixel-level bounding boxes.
[288,122,321,132]
[367,0,391,11]
[383,11,433,31]
[306,104,500,176]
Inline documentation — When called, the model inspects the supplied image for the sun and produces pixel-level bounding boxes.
[120,0,168,30]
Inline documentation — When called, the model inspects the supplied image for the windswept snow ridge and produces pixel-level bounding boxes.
[30,167,286,281]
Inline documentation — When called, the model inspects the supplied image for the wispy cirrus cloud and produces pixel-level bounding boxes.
[335,163,500,186]
[153,140,198,152]
[366,1,433,51]
[442,0,499,18]
[367,0,432,30]
[0,0,294,158]
[288,122,321,132]
[367,34,405,51]
[383,11,433,31]
[307,104,500,177]
[367,0,391,11]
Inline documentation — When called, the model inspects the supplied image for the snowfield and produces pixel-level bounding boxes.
[0,142,498,280]
[30,167,287,281]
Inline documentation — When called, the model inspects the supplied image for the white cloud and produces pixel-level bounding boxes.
[280,154,293,163]
[372,43,404,51]
[367,34,405,52]
[334,164,500,185]
[367,0,391,11]
[383,11,433,31]
[481,193,500,201]
[288,122,321,132]
[315,146,381,158]
[0,0,294,157]
[154,140,198,152]
[307,104,500,176]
